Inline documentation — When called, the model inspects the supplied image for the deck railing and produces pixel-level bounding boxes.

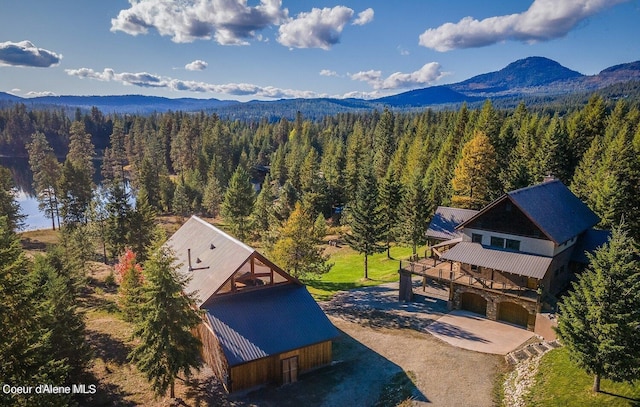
[399,259,538,301]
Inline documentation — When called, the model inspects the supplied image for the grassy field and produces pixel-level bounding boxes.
[304,245,417,301]
[527,347,640,407]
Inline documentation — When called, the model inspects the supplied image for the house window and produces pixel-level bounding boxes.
[471,264,479,272]
[490,236,505,248]
[472,233,483,244]
[505,239,520,251]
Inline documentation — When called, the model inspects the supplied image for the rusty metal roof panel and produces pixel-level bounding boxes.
[204,284,339,367]
[427,206,479,241]
[165,216,255,307]
[441,242,552,279]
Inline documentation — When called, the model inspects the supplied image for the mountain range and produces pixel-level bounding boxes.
[2,56,640,119]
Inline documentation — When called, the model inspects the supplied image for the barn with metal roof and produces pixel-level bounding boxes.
[166,216,338,393]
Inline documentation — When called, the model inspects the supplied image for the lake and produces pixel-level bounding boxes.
[0,156,112,231]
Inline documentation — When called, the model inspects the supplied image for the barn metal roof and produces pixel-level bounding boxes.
[427,206,479,241]
[165,216,258,307]
[204,284,339,367]
[440,242,553,279]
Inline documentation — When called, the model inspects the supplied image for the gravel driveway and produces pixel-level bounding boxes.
[236,280,504,407]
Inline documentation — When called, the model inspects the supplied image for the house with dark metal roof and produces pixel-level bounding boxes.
[166,216,338,393]
[426,206,479,243]
[401,179,609,332]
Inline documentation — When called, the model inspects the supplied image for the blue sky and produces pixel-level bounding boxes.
[1,0,638,102]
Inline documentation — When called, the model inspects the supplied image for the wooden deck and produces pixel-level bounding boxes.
[399,258,538,302]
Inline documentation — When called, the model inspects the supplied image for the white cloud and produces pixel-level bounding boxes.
[319,69,339,77]
[353,8,374,26]
[65,67,325,98]
[350,63,447,90]
[277,6,354,50]
[0,40,62,67]
[350,69,381,83]
[419,0,630,51]
[185,60,208,71]
[111,0,288,45]
[397,46,410,56]
[26,91,56,97]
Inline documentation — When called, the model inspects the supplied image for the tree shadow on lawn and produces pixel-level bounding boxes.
[305,280,360,294]
[182,373,231,407]
[86,329,133,366]
[76,370,136,407]
[239,328,429,407]
[599,390,640,405]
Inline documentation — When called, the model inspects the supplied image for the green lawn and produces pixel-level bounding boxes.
[304,245,417,301]
[527,347,640,407]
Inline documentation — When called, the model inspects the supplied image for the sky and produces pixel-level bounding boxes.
[1,0,639,102]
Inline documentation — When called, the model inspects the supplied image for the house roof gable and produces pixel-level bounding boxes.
[457,180,599,244]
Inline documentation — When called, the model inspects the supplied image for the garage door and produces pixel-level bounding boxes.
[460,292,487,316]
[498,302,529,328]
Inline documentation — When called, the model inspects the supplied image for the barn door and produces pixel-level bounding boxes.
[282,356,298,385]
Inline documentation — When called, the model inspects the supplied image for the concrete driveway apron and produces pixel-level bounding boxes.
[426,310,535,354]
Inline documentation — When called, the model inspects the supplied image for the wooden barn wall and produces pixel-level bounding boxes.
[194,321,230,390]
[230,341,332,392]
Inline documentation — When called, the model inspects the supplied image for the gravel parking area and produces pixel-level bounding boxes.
[235,280,504,407]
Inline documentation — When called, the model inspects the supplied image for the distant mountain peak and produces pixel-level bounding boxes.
[451,56,584,93]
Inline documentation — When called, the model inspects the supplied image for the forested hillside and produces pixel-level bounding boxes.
[1,95,639,246]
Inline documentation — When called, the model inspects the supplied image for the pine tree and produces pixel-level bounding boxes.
[398,172,432,256]
[556,225,640,392]
[451,131,498,209]
[105,182,132,260]
[0,166,25,230]
[202,173,223,218]
[345,163,385,279]
[270,203,332,278]
[27,131,61,230]
[129,241,202,399]
[0,217,41,401]
[128,192,157,262]
[344,121,367,203]
[373,108,395,178]
[378,168,403,258]
[67,120,95,179]
[535,114,571,183]
[221,166,255,241]
[59,159,93,226]
[115,249,144,322]
[29,254,90,384]
[137,158,162,212]
[251,174,274,239]
[0,218,83,407]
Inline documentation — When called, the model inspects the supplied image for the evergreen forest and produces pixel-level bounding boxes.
[1,95,638,245]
